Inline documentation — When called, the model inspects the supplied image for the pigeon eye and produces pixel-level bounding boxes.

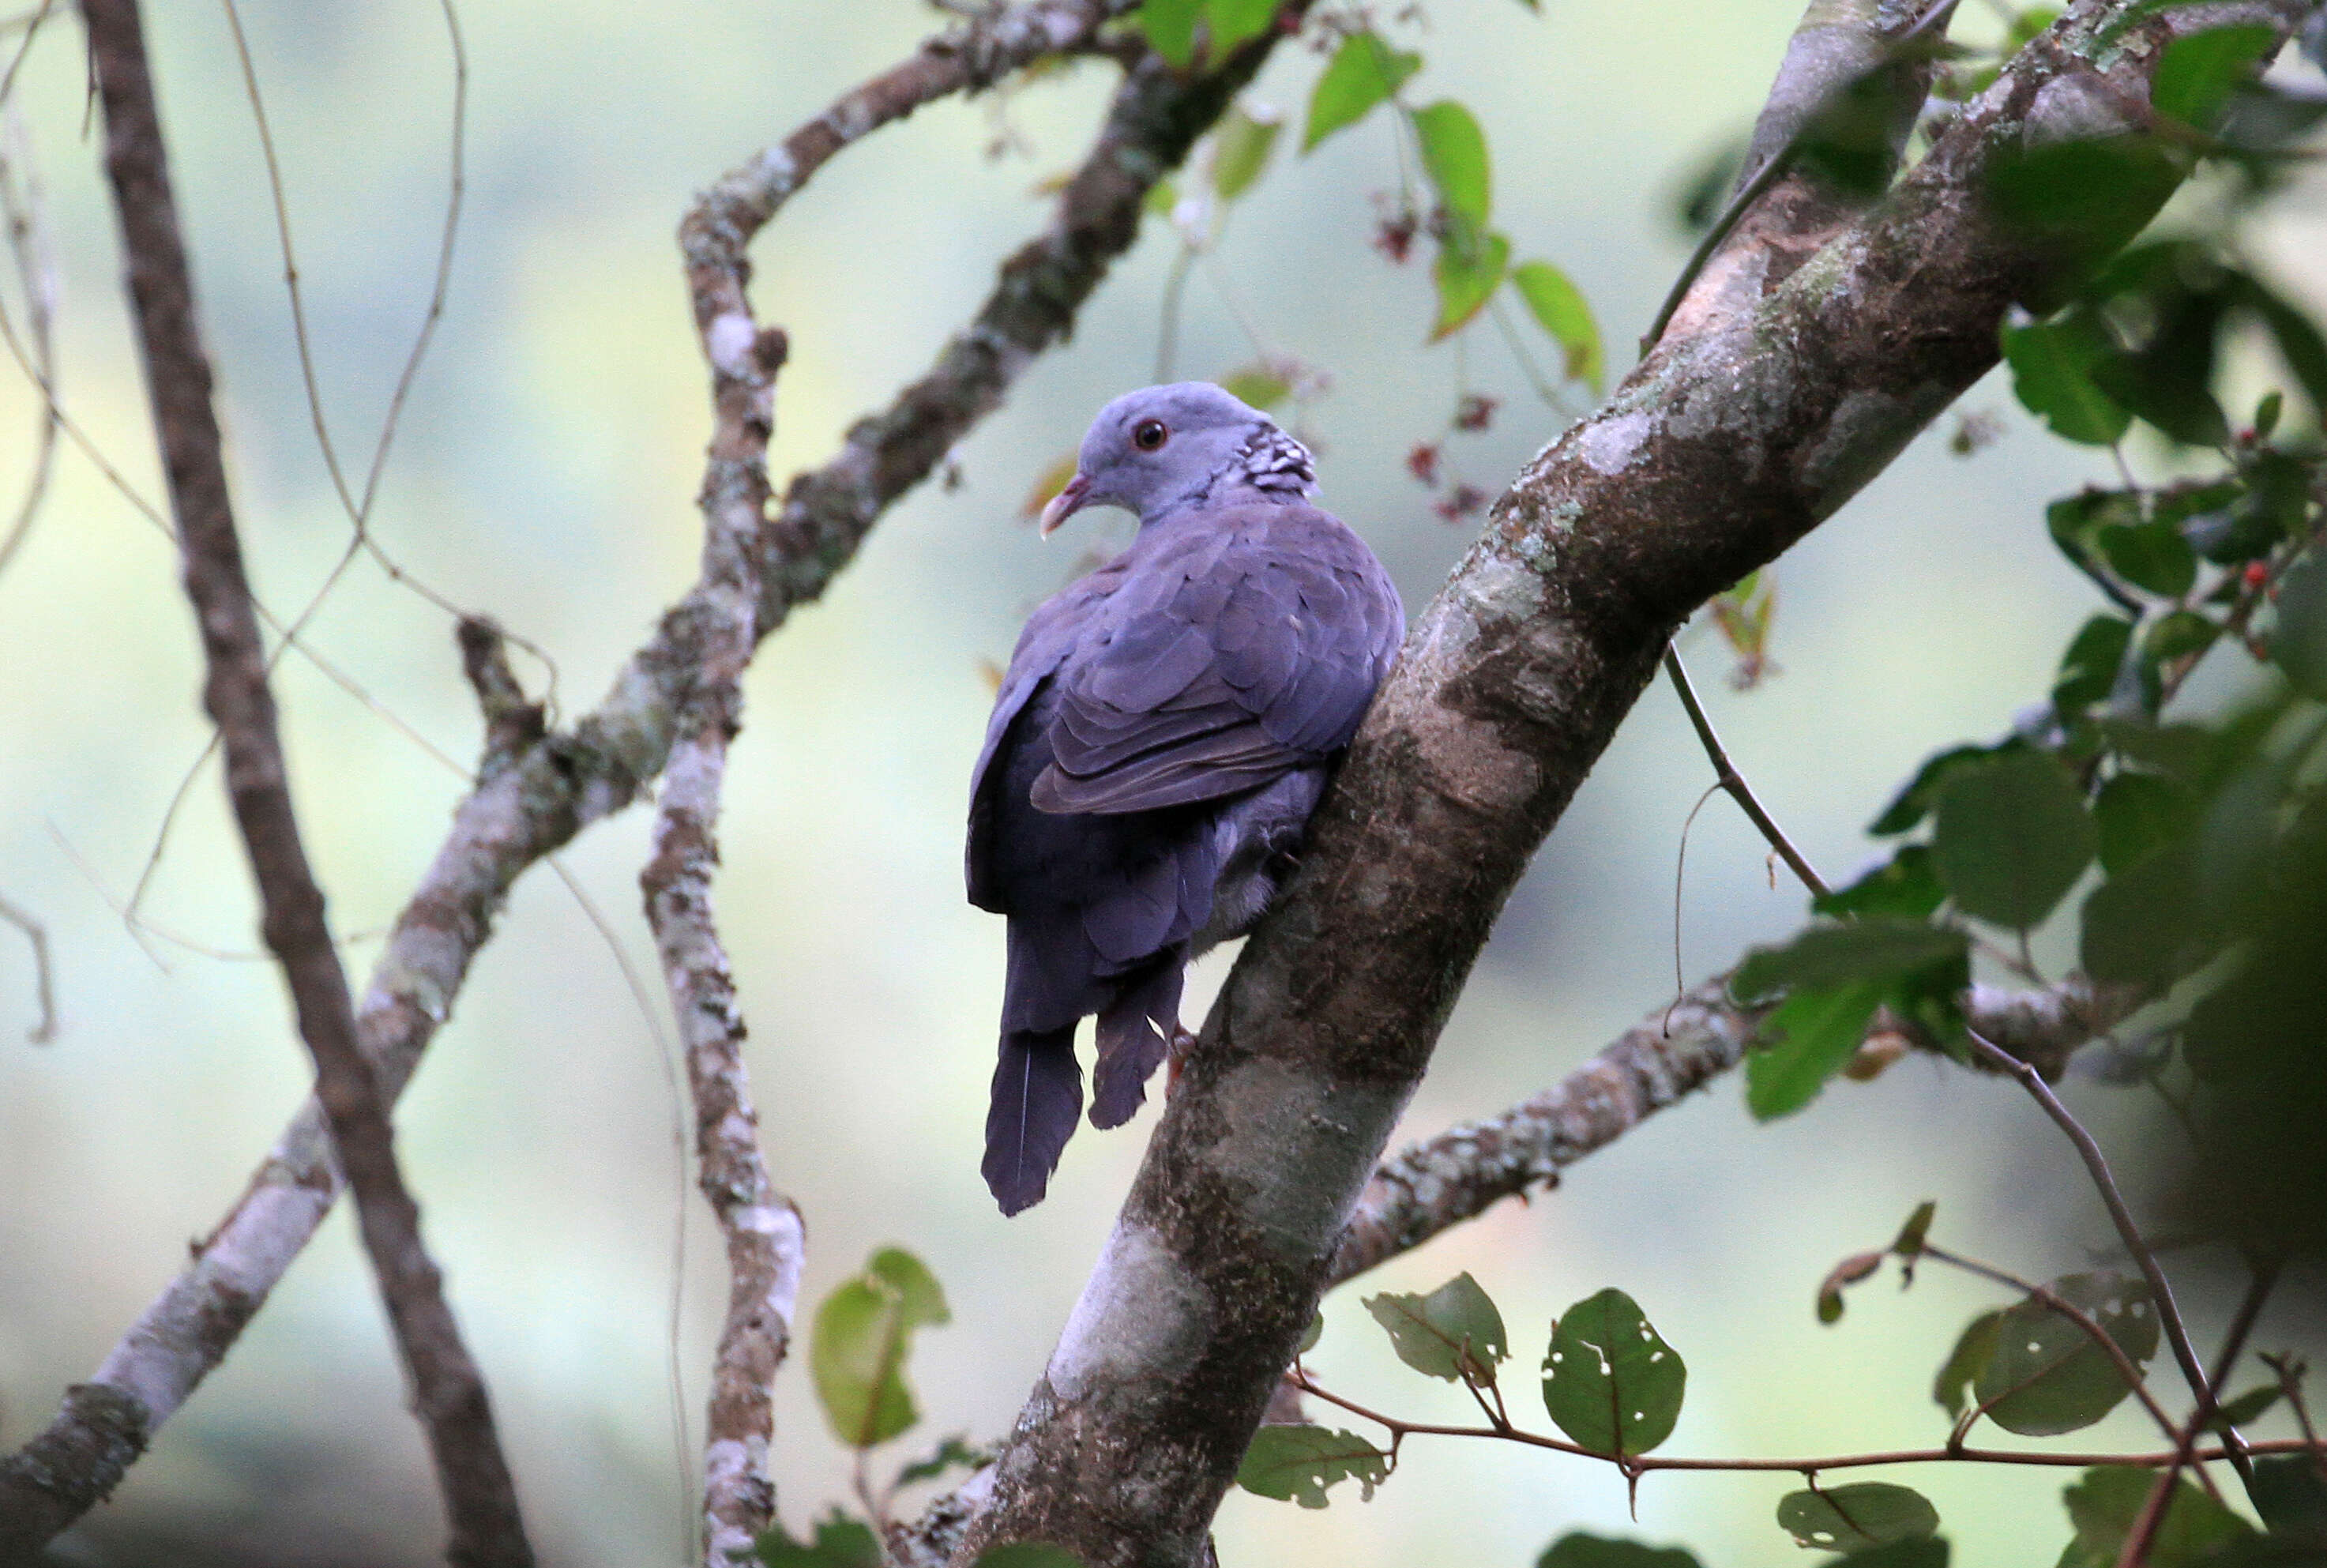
[1132,419,1169,451]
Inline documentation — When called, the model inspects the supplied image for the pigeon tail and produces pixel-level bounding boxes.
[1089,954,1185,1130]
[983,1025,1083,1216]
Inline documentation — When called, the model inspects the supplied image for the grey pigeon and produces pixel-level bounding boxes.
[966,384,1404,1215]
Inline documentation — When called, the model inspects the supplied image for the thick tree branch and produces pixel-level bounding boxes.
[0,6,1275,1550]
[6,5,534,1565]
[957,2,2309,1561]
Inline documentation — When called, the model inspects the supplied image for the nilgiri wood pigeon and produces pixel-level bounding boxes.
[966,383,1404,1215]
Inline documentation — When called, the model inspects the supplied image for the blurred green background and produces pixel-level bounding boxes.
[1,2,2321,1564]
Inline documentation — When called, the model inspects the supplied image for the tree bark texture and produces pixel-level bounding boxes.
[953,2,2313,1562]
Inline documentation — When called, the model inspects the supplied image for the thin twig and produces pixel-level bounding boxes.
[1965,1029,2212,1417]
[0,98,57,585]
[0,889,55,1043]
[1291,1370,2321,1475]
[2115,1256,2280,1568]
[1665,645,1830,898]
[75,4,532,1563]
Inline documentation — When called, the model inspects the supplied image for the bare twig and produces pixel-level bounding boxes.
[1664,645,1830,898]
[0,889,55,1043]
[0,98,57,584]
[62,5,532,1566]
[1964,1029,2212,1417]
[0,2,1232,1548]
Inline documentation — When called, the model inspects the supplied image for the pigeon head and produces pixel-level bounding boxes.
[1039,382,1314,535]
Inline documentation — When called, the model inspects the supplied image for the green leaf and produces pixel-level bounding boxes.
[757,1510,882,1568]
[1135,0,1204,66]
[1542,1288,1687,1458]
[1297,1310,1323,1356]
[1235,1424,1390,1506]
[869,1247,950,1328]
[1536,1533,1705,1568]
[2152,24,2278,128]
[973,1547,1085,1568]
[2093,771,2198,874]
[1510,261,1605,393]
[1733,918,1969,1002]
[1303,31,1419,151]
[2058,1467,2257,1568]
[2273,551,2327,701]
[1412,100,1491,228]
[894,1435,987,1488]
[2098,519,2198,597]
[1776,1483,1939,1551]
[1870,744,1999,836]
[2248,1454,2327,1542]
[1815,845,1948,921]
[1430,229,1509,341]
[2204,1382,2283,1431]
[1204,0,1280,55]
[1364,1272,1509,1382]
[1972,1273,2159,1438]
[1986,137,2183,302]
[1216,363,1293,410]
[1930,748,2097,929]
[2055,615,2136,713]
[2237,280,2327,427]
[1210,102,1281,201]
[1833,1541,1949,1568]
[1933,1308,2005,1417]
[811,1248,949,1449]
[2079,843,2199,986]
[2002,311,2133,445]
[1746,980,1886,1120]
[1893,1200,1938,1258]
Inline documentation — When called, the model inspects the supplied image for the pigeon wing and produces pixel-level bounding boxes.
[1034,504,1402,817]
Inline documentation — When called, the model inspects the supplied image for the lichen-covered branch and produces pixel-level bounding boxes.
[955,3,2307,1561]
[1325,974,2140,1289]
[15,5,532,1564]
[642,130,799,1565]
[0,3,1269,1550]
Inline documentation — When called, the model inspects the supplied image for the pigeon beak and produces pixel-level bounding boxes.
[1039,474,1092,538]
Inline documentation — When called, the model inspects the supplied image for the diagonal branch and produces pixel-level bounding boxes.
[956,2,2311,1560]
[0,3,1273,1550]
[23,3,532,1564]
[1325,975,2136,1290]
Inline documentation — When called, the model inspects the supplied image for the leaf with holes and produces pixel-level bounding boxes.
[1934,1307,2004,1418]
[1364,1272,1508,1383]
[1776,1483,1940,1552]
[1235,1424,1391,1507]
[1542,1288,1686,1457]
[1972,1273,2158,1437]
[1303,31,1419,150]
[1930,748,2096,930]
[1511,261,1604,393]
